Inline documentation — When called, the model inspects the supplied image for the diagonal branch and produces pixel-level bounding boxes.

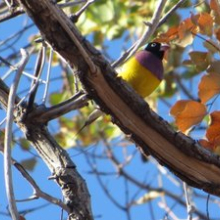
[27,91,88,123]
[113,0,168,67]
[15,0,220,199]
[27,46,46,110]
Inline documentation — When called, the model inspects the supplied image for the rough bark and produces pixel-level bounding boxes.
[14,0,220,202]
[0,79,92,220]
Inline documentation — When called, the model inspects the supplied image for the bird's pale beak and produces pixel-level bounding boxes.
[160,43,170,52]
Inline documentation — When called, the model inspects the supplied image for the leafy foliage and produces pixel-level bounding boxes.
[155,1,220,157]
[170,100,207,132]
[2,0,220,219]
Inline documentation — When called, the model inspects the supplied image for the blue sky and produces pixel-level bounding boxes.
[1,2,220,220]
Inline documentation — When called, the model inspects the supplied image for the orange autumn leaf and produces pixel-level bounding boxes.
[210,0,218,11]
[214,145,220,156]
[19,215,26,220]
[198,72,220,103]
[215,28,220,42]
[170,100,207,132]
[214,136,220,149]
[179,16,198,39]
[204,111,220,156]
[210,0,220,25]
[189,51,210,72]
[189,51,209,63]
[178,17,197,46]
[198,139,215,151]
[197,12,213,36]
[199,138,220,156]
[155,26,179,43]
[206,111,220,144]
[157,15,202,47]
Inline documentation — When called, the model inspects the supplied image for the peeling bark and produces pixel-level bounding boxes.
[14,0,220,205]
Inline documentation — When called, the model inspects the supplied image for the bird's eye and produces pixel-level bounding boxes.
[151,43,157,47]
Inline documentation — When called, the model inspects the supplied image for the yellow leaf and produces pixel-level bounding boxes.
[155,26,179,43]
[197,12,213,36]
[215,28,220,42]
[178,17,197,39]
[206,111,220,143]
[210,0,218,12]
[177,16,198,47]
[214,144,220,156]
[21,158,37,171]
[189,51,210,72]
[198,72,220,103]
[200,111,220,155]
[133,191,164,205]
[170,100,207,132]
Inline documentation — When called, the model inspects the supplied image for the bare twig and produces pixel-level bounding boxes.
[83,147,125,210]
[206,194,210,220]
[112,0,168,68]
[183,182,195,220]
[158,0,187,26]
[42,47,53,104]
[112,0,187,68]
[14,162,69,211]
[28,92,88,123]
[0,23,33,52]
[70,0,95,23]
[58,0,86,8]
[131,0,168,54]
[27,46,46,109]
[124,179,132,220]
[4,0,13,8]
[1,56,46,84]
[4,49,29,220]
[0,7,24,22]
[78,134,208,219]
[73,108,103,139]
[0,144,69,211]
[158,201,179,220]
[174,73,197,101]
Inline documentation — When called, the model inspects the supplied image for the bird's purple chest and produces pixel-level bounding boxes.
[135,51,164,80]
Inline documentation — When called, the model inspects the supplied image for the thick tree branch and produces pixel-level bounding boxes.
[0,78,93,220]
[31,92,88,123]
[15,0,220,198]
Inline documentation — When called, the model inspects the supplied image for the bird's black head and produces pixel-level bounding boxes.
[144,42,169,60]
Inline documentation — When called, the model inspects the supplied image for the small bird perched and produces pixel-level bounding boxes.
[118,42,170,98]
[75,42,169,136]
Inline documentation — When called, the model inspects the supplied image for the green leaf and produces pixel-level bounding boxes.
[19,138,30,151]
[160,74,177,97]
[50,92,69,106]
[21,158,37,171]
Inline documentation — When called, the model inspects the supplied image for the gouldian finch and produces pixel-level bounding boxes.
[75,42,169,135]
[118,42,169,98]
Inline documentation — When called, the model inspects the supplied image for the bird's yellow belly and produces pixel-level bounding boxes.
[118,57,161,98]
